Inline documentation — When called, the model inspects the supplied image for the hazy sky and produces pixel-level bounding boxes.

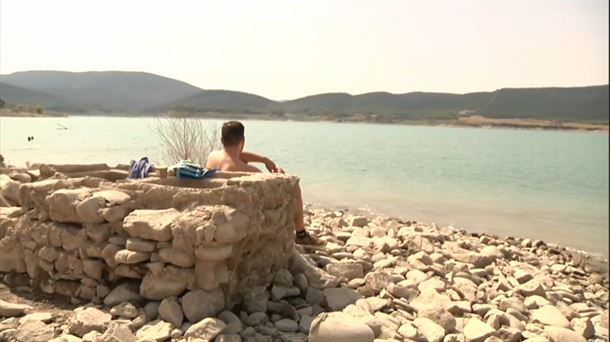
[1,0,608,100]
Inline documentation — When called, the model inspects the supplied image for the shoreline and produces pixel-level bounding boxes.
[0,108,68,117]
[0,166,608,341]
[2,111,608,133]
[303,202,610,272]
[305,200,610,261]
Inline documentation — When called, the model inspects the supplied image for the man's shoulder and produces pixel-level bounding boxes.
[207,150,224,162]
[208,150,222,158]
[206,150,222,168]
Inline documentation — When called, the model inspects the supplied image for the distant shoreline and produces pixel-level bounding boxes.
[0,109,68,117]
[2,110,608,132]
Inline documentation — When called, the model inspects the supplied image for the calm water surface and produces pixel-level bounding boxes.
[1,116,608,256]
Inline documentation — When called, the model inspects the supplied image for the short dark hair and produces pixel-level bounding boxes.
[221,121,245,147]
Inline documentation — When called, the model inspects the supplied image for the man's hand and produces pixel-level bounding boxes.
[264,158,281,173]
[240,152,285,173]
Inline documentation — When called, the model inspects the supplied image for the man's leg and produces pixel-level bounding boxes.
[293,183,324,246]
[294,183,305,232]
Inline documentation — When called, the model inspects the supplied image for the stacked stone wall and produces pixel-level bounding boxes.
[0,167,298,314]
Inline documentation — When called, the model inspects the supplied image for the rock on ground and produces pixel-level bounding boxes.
[0,299,32,317]
[184,317,226,340]
[323,287,363,311]
[544,326,587,342]
[463,317,496,342]
[309,312,375,342]
[135,320,172,342]
[15,320,55,342]
[159,297,184,328]
[68,307,112,337]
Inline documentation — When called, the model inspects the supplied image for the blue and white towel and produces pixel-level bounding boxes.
[176,160,217,179]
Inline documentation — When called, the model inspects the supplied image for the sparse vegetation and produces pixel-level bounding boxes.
[152,112,221,166]
[10,104,44,114]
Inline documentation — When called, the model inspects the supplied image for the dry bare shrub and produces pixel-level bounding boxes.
[153,112,221,166]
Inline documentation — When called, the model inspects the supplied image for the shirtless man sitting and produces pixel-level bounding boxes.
[206,121,323,246]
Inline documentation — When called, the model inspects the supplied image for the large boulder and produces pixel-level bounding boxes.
[123,209,180,242]
[290,252,341,289]
[158,297,184,328]
[364,271,392,293]
[14,320,55,342]
[46,188,91,223]
[516,279,546,297]
[0,230,26,273]
[412,317,446,342]
[452,277,478,302]
[419,308,456,333]
[323,287,363,311]
[135,320,172,342]
[125,238,157,253]
[324,262,364,281]
[463,317,495,342]
[75,196,106,224]
[97,321,136,342]
[184,318,226,340]
[411,288,452,312]
[68,307,112,337]
[0,299,32,317]
[114,249,150,264]
[243,286,269,313]
[160,248,195,267]
[104,283,142,306]
[544,326,587,342]
[532,305,570,328]
[0,175,21,205]
[309,312,375,342]
[452,252,493,268]
[139,266,194,300]
[182,288,225,322]
[349,216,369,227]
[92,190,131,205]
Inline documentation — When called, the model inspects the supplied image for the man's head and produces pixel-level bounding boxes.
[221,121,245,149]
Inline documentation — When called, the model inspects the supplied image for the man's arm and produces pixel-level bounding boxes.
[239,151,267,164]
[240,151,283,173]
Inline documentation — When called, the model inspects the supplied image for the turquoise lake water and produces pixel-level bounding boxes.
[1,116,608,256]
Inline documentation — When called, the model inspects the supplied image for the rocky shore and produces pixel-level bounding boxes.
[0,166,609,342]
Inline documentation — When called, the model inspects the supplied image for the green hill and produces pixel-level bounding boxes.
[479,86,609,121]
[279,86,608,122]
[1,70,607,122]
[1,70,203,112]
[153,90,275,114]
[0,82,82,111]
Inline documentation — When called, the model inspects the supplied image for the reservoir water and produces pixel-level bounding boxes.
[1,116,608,256]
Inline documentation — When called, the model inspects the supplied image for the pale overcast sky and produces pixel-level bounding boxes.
[1,0,608,100]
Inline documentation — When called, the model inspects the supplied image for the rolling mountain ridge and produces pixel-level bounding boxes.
[0,70,607,122]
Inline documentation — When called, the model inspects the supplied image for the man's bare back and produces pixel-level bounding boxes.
[206,150,261,173]
[206,120,323,247]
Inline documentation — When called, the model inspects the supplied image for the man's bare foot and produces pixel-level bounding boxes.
[295,230,325,248]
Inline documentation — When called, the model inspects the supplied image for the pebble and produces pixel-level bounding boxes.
[275,318,299,332]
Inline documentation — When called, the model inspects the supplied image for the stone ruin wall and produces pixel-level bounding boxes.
[0,165,299,316]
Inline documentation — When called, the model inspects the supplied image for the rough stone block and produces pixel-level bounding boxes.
[123,209,180,242]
